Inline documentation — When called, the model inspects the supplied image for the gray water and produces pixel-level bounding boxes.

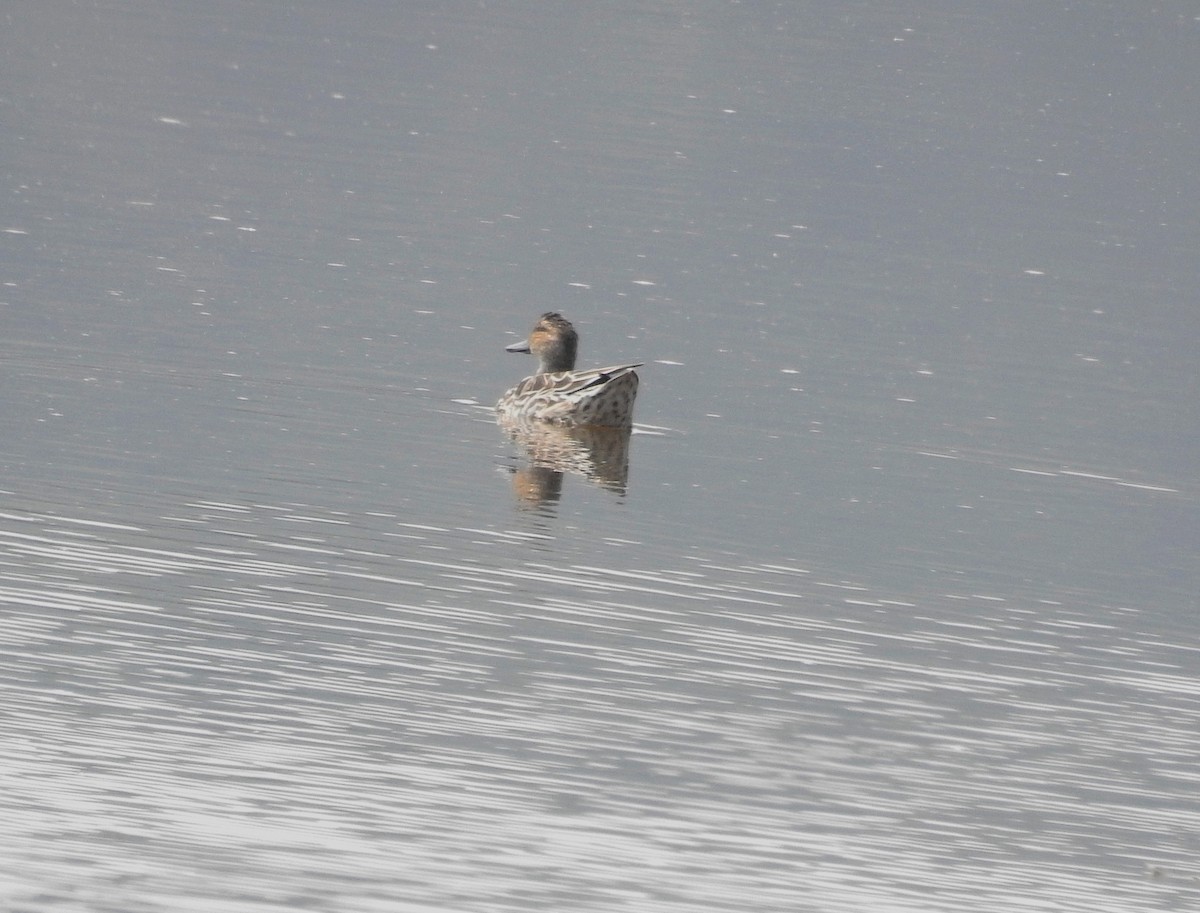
[2,2,1198,911]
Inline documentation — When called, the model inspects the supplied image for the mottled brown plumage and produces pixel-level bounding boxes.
[497,313,641,428]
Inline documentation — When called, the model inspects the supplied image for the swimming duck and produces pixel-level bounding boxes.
[497,312,641,428]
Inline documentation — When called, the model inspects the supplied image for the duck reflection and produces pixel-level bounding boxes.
[499,416,633,507]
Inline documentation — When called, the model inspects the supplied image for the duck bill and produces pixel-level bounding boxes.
[505,339,532,354]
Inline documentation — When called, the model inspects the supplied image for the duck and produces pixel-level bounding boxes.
[497,312,641,428]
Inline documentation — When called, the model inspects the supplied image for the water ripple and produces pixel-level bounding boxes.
[1,502,1197,912]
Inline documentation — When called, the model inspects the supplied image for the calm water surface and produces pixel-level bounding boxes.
[2,2,1198,911]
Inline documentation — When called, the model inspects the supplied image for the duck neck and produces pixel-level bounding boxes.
[539,338,577,374]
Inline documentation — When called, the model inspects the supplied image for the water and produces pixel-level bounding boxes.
[2,2,1198,911]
